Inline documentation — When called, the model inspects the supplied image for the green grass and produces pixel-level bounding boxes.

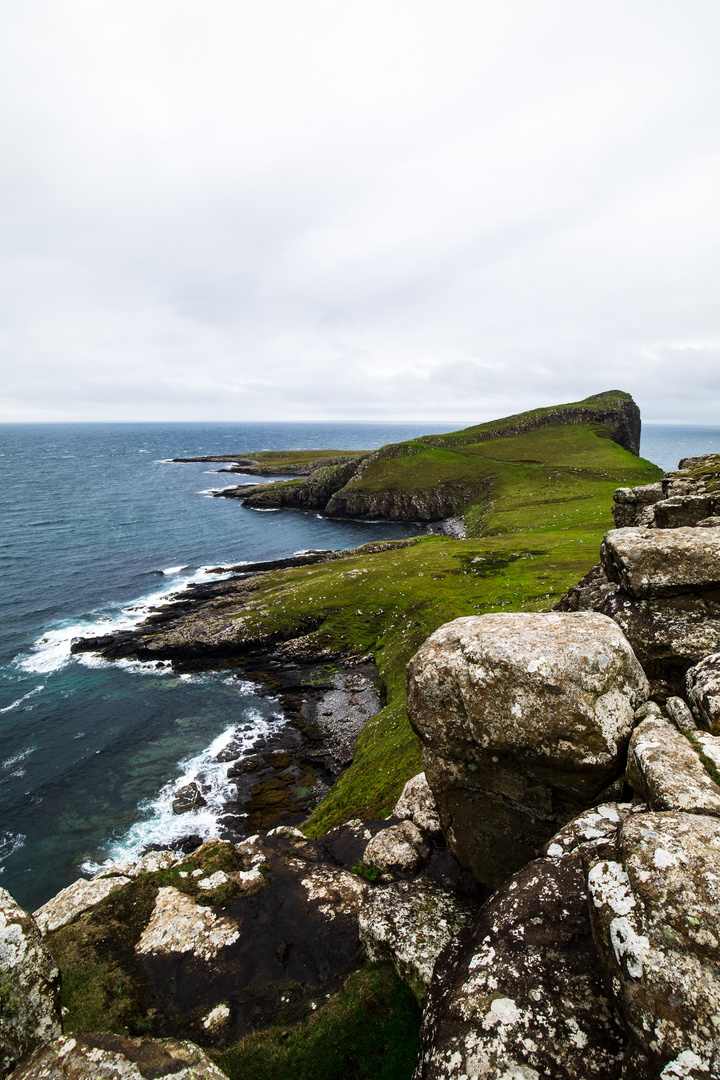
[241,450,366,468]
[210,964,421,1080]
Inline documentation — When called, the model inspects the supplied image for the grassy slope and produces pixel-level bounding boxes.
[219,424,660,835]
[240,449,365,468]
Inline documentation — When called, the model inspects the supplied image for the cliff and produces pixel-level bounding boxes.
[215,390,643,531]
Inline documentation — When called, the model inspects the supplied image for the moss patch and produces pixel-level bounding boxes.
[210,963,421,1080]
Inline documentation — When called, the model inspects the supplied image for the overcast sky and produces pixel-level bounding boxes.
[1,1,719,424]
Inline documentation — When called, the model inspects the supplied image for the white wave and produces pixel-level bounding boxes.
[1,746,36,771]
[15,565,233,675]
[162,565,185,575]
[0,830,26,870]
[0,685,44,714]
[249,507,281,513]
[86,712,280,873]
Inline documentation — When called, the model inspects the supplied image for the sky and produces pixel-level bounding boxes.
[1,1,719,424]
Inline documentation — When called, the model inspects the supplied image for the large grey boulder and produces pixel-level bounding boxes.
[8,1034,229,1079]
[625,711,720,816]
[586,811,720,1079]
[358,878,477,1003]
[407,611,648,886]
[685,653,720,734]
[0,889,61,1079]
[601,527,720,599]
[414,849,625,1080]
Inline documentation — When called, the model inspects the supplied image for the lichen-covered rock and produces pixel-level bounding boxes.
[585,811,720,1079]
[414,851,624,1080]
[358,879,477,1003]
[136,887,241,961]
[407,611,648,886]
[363,821,430,875]
[685,653,720,734]
[601,527,720,599]
[625,714,720,816]
[393,773,442,838]
[8,1033,230,1079]
[612,483,665,528]
[33,875,131,935]
[653,495,714,529]
[95,850,178,879]
[0,889,61,1080]
[540,801,646,860]
[665,696,698,736]
[599,588,720,698]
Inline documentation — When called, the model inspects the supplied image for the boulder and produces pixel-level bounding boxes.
[612,483,664,528]
[358,878,477,1003]
[95,850,178,879]
[407,611,648,886]
[625,712,720,816]
[653,495,714,529]
[33,874,131,935]
[685,653,720,734]
[664,696,698,736]
[8,1034,229,1079]
[585,811,720,1079]
[601,527,720,599]
[363,820,430,875]
[172,782,207,814]
[599,588,720,697]
[393,772,442,838]
[0,889,61,1079]
[414,850,625,1080]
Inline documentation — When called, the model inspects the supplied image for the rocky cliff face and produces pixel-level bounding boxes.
[219,390,643,525]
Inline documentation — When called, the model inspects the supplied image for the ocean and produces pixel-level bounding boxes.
[0,420,717,912]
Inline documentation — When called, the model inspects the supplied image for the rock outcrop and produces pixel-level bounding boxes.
[406,611,648,886]
[413,805,642,1080]
[9,1034,230,1080]
[0,890,62,1079]
[612,454,720,530]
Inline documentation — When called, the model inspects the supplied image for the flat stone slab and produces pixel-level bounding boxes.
[8,1034,230,1080]
[601,527,720,598]
[33,875,131,935]
[626,715,720,816]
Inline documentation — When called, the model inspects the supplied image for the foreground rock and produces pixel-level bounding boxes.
[586,811,720,1079]
[414,807,636,1080]
[626,708,720,816]
[685,652,720,734]
[407,611,648,886]
[0,889,62,1079]
[601,527,720,598]
[9,1034,229,1080]
[359,878,477,1004]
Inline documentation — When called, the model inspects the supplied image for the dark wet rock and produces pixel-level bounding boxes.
[42,835,373,1048]
[407,611,648,887]
[601,527,720,598]
[625,712,720,816]
[414,851,624,1080]
[358,878,477,1003]
[8,1034,230,1079]
[172,783,207,815]
[685,652,720,734]
[586,811,720,1079]
[0,889,62,1079]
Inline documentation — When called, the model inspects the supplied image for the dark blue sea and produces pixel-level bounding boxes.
[0,421,717,911]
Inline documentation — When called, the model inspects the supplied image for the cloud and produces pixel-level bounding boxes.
[1,0,719,422]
